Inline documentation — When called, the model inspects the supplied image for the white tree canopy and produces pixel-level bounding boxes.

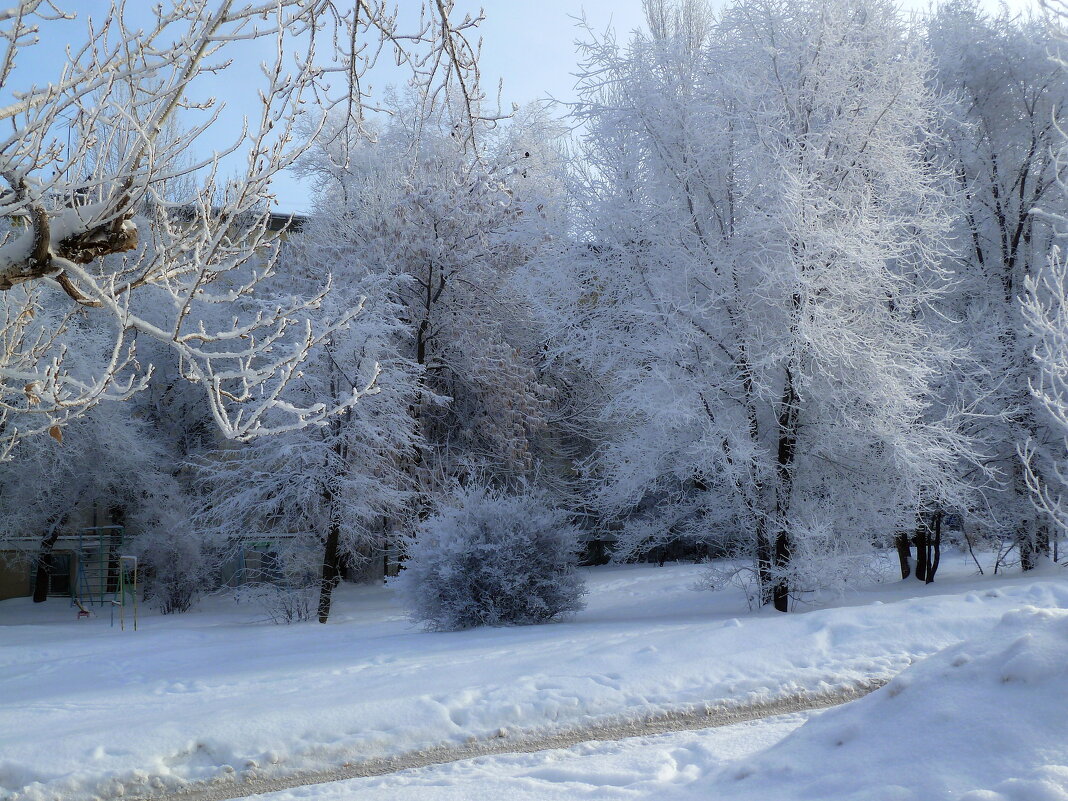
[532,0,982,606]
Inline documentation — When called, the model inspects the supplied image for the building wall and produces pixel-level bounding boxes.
[0,553,31,601]
[0,505,120,602]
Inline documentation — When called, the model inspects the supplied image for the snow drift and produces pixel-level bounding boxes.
[716,606,1068,800]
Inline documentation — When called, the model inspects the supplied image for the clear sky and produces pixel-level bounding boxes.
[275,1,654,209]
[293,0,1042,209]
[475,1,649,109]
[5,0,1043,212]
[469,0,1037,108]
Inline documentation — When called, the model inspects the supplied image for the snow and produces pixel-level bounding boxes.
[711,605,1068,800]
[260,603,1068,801]
[244,713,815,801]
[2,558,1067,801]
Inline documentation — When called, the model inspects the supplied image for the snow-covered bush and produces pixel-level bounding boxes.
[700,559,765,611]
[400,488,587,631]
[141,539,208,615]
[236,583,317,625]
[133,506,214,615]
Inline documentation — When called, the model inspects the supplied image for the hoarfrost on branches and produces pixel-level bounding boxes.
[531,0,984,608]
[399,486,587,631]
[0,0,487,458]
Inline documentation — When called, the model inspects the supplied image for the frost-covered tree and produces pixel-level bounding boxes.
[192,223,420,623]
[928,0,1068,570]
[297,96,566,502]
[0,395,189,602]
[1012,0,1068,558]
[0,0,487,458]
[192,94,568,624]
[1020,255,1068,547]
[534,0,975,609]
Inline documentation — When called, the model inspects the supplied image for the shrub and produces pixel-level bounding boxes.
[235,582,316,624]
[400,487,587,631]
[150,557,202,615]
[137,529,211,615]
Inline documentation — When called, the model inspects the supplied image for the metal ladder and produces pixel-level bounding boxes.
[73,526,125,607]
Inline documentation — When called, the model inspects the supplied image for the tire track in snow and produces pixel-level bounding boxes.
[122,677,888,801]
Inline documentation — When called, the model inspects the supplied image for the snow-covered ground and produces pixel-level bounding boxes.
[248,712,817,801]
[2,555,1067,801]
[243,605,1068,801]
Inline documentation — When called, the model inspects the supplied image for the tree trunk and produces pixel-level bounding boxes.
[318,347,347,624]
[1020,524,1037,571]
[32,513,68,603]
[772,366,799,613]
[894,532,911,579]
[32,553,54,603]
[756,522,773,606]
[317,515,342,624]
[772,529,791,612]
[737,352,770,606]
[913,518,928,583]
[1020,521,1050,572]
[927,510,942,584]
[912,511,942,583]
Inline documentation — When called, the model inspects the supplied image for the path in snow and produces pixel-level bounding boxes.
[7,560,1066,801]
[126,678,886,801]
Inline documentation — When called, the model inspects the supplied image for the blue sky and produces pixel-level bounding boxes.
[283,0,1037,210]
[474,1,648,108]
[7,0,1040,212]
[432,0,1038,110]
[293,0,652,210]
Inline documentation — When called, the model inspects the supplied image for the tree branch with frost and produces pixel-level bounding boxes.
[1019,250,1068,533]
[0,0,487,457]
[1017,0,1068,537]
[0,287,146,461]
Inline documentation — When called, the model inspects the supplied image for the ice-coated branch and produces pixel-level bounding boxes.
[0,0,486,458]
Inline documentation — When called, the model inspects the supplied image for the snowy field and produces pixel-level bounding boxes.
[2,556,1067,801]
[243,605,1068,801]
